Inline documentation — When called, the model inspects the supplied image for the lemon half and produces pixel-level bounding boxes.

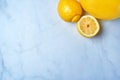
[76,15,100,38]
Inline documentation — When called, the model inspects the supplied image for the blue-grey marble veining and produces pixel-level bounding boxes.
[0,0,120,80]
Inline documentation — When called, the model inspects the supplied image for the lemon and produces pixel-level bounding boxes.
[76,15,100,38]
[80,0,120,20]
[58,0,83,22]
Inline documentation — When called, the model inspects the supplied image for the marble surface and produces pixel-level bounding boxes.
[0,0,120,80]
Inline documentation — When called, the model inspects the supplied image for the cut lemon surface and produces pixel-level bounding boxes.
[76,15,100,38]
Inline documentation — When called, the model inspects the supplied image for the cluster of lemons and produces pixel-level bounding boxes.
[57,0,120,38]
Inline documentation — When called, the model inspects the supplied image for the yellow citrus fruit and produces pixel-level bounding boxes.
[80,0,120,20]
[76,15,100,38]
[58,0,83,22]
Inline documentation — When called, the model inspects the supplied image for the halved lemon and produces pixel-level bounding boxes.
[76,15,100,38]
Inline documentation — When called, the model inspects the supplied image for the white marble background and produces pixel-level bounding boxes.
[0,0,120,80]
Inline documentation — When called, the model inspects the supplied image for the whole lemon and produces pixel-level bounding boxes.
[58,0,83,22]
[80,0,120,20]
